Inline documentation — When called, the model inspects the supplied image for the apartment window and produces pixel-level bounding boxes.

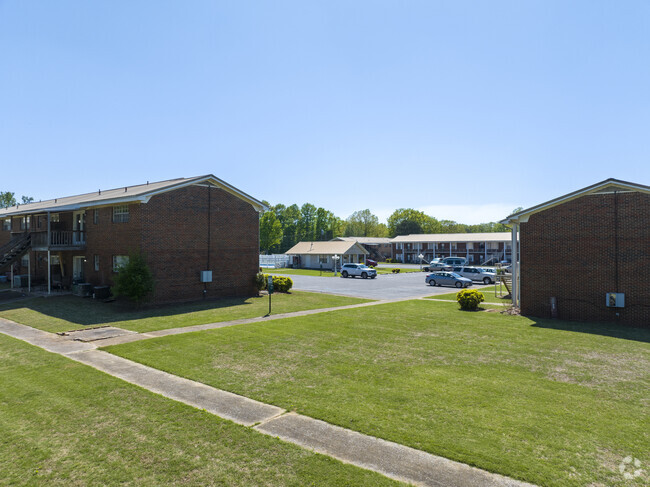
[396,243,403,250]
[319,255,328,264]
[94,209,99,224]
[21,254,29,267]
[112,255,129,272]
[2,219,9,231]
[94,255,100,271]
[20,216,30,230]
[51,213,60,223]
[112,205,130,223]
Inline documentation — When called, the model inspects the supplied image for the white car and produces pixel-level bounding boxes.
[452,266,496,284]
[340,263,377,279]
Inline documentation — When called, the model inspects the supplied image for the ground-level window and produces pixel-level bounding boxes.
[112,205,130,223]
[94,255,100,271]
[319,255,328,264]
[112,255,129,272]
[2,219,9,231]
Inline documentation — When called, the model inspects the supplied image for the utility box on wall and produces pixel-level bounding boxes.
[200,270,213,283]
[605,293,625,308]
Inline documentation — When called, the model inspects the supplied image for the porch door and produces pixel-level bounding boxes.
[73,211,86,244]
[73,256,85,282]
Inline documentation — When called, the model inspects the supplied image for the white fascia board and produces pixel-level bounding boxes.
[0,196,149,217]
[500,178,650,225]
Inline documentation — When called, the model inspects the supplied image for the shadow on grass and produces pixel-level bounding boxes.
[528,316,650,343]
[0,294,256,327]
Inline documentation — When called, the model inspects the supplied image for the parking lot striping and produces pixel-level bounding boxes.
[0,317,536,487]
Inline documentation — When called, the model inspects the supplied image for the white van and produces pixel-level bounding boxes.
[442,257,468,266]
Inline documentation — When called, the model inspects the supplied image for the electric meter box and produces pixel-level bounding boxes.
[605,293,624,308]
[200,271,213,283]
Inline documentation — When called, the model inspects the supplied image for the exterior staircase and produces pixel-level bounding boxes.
[0,233,31,271]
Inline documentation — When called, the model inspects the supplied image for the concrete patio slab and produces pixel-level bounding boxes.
[256,413,535,487]
[59,326,136,342]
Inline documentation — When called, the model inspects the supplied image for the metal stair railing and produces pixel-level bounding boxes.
[0,233,32,270]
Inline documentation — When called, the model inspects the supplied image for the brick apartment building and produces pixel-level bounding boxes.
[0,175,266,303]
[391,233,514,265]
[502,178,650,328]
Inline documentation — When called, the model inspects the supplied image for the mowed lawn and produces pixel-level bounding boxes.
[0,333,400,486]
[0,291,369,334]
[429,285,512,304]
[105,300,650,487]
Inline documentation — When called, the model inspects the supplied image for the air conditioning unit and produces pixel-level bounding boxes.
[605,293,625,308]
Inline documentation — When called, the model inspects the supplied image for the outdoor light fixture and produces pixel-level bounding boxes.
[418,253,424,271]
[332,254,340,277]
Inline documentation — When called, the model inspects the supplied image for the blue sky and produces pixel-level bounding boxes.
[1,1,648,224]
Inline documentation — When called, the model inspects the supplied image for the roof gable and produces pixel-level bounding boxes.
[501,178,650,225]
[285,241,369,255]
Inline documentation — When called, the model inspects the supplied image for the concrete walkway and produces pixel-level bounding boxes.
[0,317,534,487]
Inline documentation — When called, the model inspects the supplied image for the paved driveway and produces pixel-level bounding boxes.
[283,271,490,300]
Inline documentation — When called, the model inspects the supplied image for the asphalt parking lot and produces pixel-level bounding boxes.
[282,271,492,300]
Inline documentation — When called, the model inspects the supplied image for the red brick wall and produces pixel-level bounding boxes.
[140,185,259,303]
[520,192,650,327]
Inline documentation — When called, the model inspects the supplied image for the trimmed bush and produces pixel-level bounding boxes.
[256,273,293,293]
[456,289,485,311]
[112,253,154,304]
[391,268,401,274]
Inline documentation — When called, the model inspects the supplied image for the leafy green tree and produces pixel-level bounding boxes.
[259,211,283,253]
[344,209,383,237]
[21,196,34,204]
[388,208,436,236]
[278,204,301,252]
[1,192,16,208]
[297,203,317,241]
[112,253,154,304]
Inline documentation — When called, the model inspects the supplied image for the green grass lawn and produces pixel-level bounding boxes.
[0,333,399,486]
[0,291,370,334]
[262,267,336,277]
[428,285,512,304]
[105,300,650,487]
[374,268,422,274]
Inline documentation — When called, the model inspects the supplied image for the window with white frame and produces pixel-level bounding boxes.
[319,255,328,264]
[20,216,30,230]
[112,205,130,223]
[94,255,100,271]
[21,254,29,267]
[112,255,129,272]
[2,219,10,231]
[93,209,99,224]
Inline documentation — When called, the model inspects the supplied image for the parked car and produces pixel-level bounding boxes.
[340,263,377,279]
[452,266,496,284]
[366,258,378,267]
[442,257,468,266]
[423,258,452,272]
[425,271,472,288]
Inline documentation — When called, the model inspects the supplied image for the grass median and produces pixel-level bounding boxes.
[0,291,370,334]
[105,299,650,487]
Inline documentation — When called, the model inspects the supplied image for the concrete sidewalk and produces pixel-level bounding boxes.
[0,317,535,487]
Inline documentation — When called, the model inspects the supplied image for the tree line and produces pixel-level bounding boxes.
[261,202,515,254]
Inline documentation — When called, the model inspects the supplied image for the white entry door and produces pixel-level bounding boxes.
[73,256,85,282]
[73,211,86,244]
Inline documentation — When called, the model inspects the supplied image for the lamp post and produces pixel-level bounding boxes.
[418,253,424,271]
[332,254,340,277]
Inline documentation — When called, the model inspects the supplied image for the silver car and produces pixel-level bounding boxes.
[424,258,452,272]
[425,271,472,288]
[452,266,496,284]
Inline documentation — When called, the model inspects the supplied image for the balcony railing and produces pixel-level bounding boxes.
[31,231,86,249]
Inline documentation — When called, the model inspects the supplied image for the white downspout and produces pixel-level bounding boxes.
[511,223,518,308]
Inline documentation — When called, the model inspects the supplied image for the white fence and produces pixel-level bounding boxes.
[259,254,290,268]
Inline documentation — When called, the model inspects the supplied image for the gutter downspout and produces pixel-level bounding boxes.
[511,223,518,308]
[47,212,51,295]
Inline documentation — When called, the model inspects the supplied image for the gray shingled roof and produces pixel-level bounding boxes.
[0,174,266,217]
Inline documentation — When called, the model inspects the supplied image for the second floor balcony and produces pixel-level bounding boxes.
[31,230,86,251]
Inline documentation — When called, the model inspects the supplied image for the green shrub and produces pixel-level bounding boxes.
[255,273,293,293]
[391,268,400,274]
[385,258,393,263]
[254,272,266,292]
[112,253,154,304]
[456,289,485,311]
